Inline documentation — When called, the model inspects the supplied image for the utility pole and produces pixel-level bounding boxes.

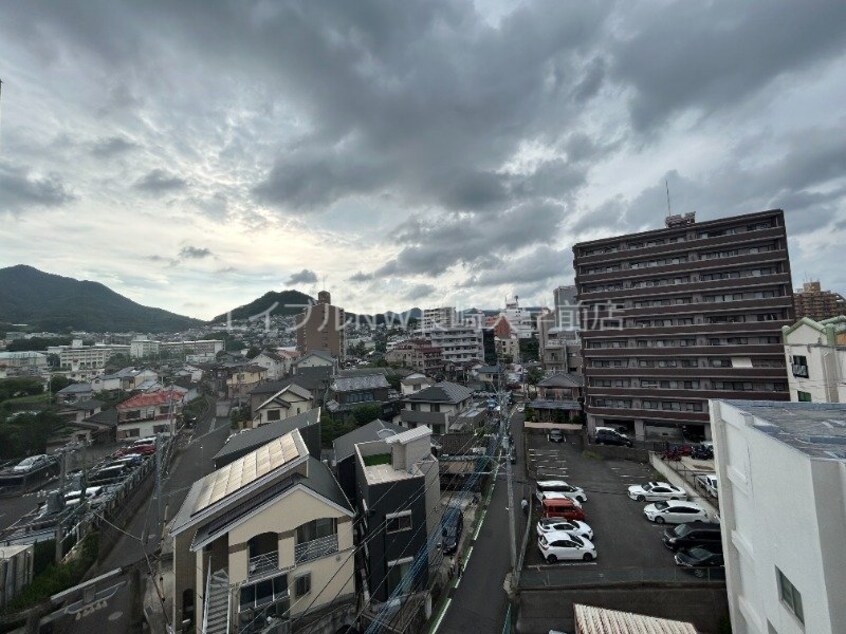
[155,432,162,541]
[55,451,66,564]
[500,369,517,578]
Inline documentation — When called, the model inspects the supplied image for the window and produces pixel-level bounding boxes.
[776,568,804,624]
[385,558,413,595]
[296,518,336,543]
[239,573,289,610]
[791,355,809,378]
[266,409,281,421]
[294,573,311,598]
[386,510,413,534]
[797,391,812,403]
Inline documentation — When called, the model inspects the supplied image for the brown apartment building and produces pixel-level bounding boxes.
[296,290,346,361]
[793,280,846,321]
[574,209,794,441]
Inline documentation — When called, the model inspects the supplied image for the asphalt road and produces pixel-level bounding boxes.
[437,409,526,634]
[522,433,692,575]
[62,397,231,634]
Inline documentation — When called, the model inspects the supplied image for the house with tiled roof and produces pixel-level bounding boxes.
[252,349,298,380]
[251,383,314,428]
[326,373,391,415]
[399,381,475,435]
[115,389,184,439]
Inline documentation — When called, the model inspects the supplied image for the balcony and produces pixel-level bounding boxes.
[248,552,279,579]
[294,534,338,564]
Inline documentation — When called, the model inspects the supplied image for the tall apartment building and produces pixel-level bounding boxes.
[421,325,483,365]
[574,209,794,440]
[422,307,456,331]
[296,290,346,362]
[793,280,846,321]
[540,285,582,374]
[710,400,846,634]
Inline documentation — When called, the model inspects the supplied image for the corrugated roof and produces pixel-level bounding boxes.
[214,409,320,465]
[574,604,697,634]
[405,381,472,404]
[332,373,390,392]
[385,425,431,445]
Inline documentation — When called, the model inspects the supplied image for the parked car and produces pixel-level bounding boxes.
[674,545,725,578]
[12,454,50,473]
[644,500,709,524]
[541,497,586,521]
[593,429,632,447]
[548,429,565,443]
[89,464,130,485]
[662,522,723,551]
[517,405,525,413]
[695,474,719,499]
[440,510,464,556]
[536,518,594,541]
[538,530,596,563]
[536,480,588,503]
[627,482,687,502]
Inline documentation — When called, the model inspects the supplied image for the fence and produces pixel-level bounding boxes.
[520,565,726,588]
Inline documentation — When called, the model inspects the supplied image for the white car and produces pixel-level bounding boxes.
[536,518,594,541]
[696,474,719,499]
[538,530,596,563]
[535,480,588,503]
[12,454,50,473]
[644,500,709,524]
[627,482,688,502]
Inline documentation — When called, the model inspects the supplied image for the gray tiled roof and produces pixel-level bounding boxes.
[405,381,472,404]
[333,419,405,463]
[57,383,93,394]
[538,373,584,388]
[213,409,320,465]
[332,373,390,393]
[302,456,352,510]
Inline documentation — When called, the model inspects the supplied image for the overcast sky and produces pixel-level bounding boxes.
[2,0,845,319]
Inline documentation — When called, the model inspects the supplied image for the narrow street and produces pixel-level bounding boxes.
[63,397,231,634]
[436,410,526,634]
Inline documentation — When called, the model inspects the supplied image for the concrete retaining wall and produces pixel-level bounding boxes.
[649,453,719,518]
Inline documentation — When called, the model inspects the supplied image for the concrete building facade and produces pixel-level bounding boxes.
[296,291,346,362]
[574,209,794,440]
[710,400,846,634]
[793,280,846,321]
[782,315,846,403]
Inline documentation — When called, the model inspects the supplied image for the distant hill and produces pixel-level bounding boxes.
[212,290,316,322]
[0,265,202,333]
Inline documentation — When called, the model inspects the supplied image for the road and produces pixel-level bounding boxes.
[62,397,231,634]
[436,409,526,634]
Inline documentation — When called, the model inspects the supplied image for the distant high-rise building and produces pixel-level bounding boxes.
[296,290,346,361]
[793,280,846,321]
[574,209,794,440]
[422,307,456,331]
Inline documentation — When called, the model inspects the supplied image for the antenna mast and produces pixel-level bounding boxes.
[665,178,672,216]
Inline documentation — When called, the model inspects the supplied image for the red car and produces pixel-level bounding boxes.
[541,497,586,521]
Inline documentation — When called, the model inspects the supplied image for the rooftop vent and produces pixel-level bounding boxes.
[665,212,696,228]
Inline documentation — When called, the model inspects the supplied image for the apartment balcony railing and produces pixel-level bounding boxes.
[294,534,338,564]
[247,552,279,579]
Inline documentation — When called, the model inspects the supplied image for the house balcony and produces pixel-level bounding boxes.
[247,552,279,579]
[294,534,338,564]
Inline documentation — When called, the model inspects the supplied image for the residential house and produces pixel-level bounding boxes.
[251,384,314,428]
[115,390,184,440]
[253,350,295,381]
[400,382,474,436]
[214,409,322,469]
[354,426,440,603]
[782,315,846,403]
[294,350,338,374]
[225,365,267,401]
[170,429,356,633]
[530,373,584,423]
[710,400,846,634]
[475,365,501,388]
[55,382,94,405]
[57,399,103,425]
[332,419,405,503]
[400,373,435,397]
[326,373,391,416]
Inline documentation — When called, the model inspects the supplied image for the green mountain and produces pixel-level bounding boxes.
[0,265,202,333]
[212,290,316,322]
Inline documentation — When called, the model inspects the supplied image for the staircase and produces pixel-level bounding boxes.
[203,568,231,634]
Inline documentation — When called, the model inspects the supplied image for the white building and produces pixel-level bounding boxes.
[420,325,483,364]
[129,338,224,360]
[501,296,534,339]
[0,351,48,371]
[782,315,846,403]
[421,306,456,332]
[47,340,130,371]
[129,338,161,359]
[710,399,846,634]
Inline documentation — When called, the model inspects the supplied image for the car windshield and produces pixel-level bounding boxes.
[674,524,691,537]
[688,547,713,559]
[654,501,669,510]
[570,535,583,546]
[642,484,653,491]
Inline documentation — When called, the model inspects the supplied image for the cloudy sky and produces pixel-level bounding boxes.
[1,0,845,319]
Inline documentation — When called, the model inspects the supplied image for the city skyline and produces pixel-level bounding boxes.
[1,1,845,318]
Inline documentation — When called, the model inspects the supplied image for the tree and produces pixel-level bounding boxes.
[6,337,72,352]
[351,403,383,426]
[519,335,540,363]
[523,405,535,423]
[105,353,131,372]
[527,367,544,387]
[0,377,44,402]
[246,346,261,359]
[49,375,74,393]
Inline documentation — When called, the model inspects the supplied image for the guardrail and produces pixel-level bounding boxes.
[520,564,726,588]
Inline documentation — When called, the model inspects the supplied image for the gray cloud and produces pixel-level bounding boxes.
[135,169,187,194]
[286,269,319,285]
[0,162,75,212]
[460,246,573,288]
[348,271,374,283]
[179,246,212,259]
[90,135,137,158]
[403,283,436,301]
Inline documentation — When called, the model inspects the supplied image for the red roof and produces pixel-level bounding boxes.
[116,390,183,410]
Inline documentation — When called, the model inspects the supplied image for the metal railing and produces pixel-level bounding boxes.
[294,534,338,564]
[247,552,279,578]
[520,564,726,588]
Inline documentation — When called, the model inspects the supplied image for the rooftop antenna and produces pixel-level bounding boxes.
[665,178,672,216]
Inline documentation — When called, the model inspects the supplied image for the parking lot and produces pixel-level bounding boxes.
[522,431,702,576]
